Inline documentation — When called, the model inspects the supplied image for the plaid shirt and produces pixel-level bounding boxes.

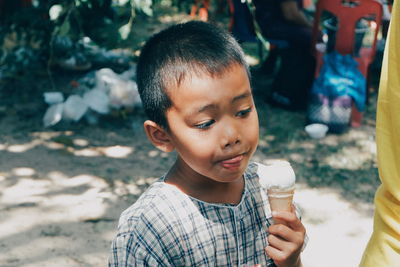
[109,162,300,266]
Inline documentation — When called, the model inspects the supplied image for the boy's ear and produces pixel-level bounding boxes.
[143,120,175,153]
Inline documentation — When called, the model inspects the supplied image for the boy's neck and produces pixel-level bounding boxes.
[165,159,245,205]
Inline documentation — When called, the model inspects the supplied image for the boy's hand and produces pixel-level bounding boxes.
[265,208,306,267]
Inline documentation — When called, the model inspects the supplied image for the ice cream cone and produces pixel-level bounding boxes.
[257,161,296,224]
[268,186,294,224]
[268,187,294,212]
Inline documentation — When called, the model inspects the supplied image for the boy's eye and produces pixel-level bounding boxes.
[195,120,215,129]
[236,107,252,117]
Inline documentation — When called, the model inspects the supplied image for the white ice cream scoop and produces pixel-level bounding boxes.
[257,161,296,220]
[257,161,296,190]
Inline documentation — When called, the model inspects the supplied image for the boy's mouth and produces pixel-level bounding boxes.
[220,154,244,169]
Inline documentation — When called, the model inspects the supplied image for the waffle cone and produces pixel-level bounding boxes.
[267,187,294,220]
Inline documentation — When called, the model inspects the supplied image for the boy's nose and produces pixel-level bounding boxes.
[221,123,241,148]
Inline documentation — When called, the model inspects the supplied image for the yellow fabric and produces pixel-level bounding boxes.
[359,1,400,266]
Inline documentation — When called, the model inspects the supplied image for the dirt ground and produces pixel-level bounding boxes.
[0,4,382,267]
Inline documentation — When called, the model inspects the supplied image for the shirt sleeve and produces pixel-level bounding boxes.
[359,1,400,265]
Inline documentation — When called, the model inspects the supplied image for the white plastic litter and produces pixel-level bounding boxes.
[95,68,119,91]
[108,80,140,108]
[44,92,64,105]
[83,89,110,114]
[41,66,141,127]
[95,67,141,108]
[62,95,88,121]
[43,103,64,127]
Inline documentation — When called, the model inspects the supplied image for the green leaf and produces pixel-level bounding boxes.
[119,22,132,40]
[58,20,71,36]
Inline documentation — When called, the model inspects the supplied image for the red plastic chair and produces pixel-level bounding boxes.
[190,0,210,21]
[311,0,382,127]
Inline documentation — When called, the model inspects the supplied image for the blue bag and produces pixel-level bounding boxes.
[307,52,367,133]
[311,51,367,112]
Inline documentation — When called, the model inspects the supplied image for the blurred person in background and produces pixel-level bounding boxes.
[253,0,316,111]
[253,0,313,51]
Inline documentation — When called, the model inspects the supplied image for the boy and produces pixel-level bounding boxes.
[109,21,306,266]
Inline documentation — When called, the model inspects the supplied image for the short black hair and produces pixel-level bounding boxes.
[136,20,249,130]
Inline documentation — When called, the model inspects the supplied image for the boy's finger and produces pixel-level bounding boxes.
[268,232,290,250]
[268,224,304,246]
[268,223,291,238]
[272,210,304,231]
[265,245,285,262]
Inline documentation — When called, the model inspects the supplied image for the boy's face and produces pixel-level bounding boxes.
[165,64,259,184]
